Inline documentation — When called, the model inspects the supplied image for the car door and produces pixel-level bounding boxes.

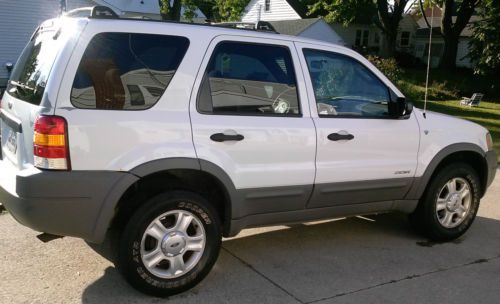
[190,36,316,219]
[295,43,420,208]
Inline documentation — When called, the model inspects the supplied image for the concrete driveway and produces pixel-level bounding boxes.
[1,170,499,304]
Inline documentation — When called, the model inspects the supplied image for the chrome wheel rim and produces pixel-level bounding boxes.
[140,209,206,279]
[436,177,472,229]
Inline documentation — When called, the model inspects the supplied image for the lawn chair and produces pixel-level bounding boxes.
[461,93,483,107]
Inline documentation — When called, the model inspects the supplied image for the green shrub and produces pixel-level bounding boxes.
[366,55,402,82]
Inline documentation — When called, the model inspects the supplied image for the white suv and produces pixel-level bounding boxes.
[0,7,496,297]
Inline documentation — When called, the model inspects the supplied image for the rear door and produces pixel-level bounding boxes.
[295,43,420,208]
[190,35,316,218]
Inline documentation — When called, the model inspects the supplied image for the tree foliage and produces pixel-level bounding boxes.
[158,0,248,22]
[469,0,500,75]
[308,0,409,57]
[215,0,248,22]
[308,0,376,26]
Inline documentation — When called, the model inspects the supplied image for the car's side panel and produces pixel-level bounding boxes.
[293,42,420,209]
[310,178,414,207]
[405,142,487,200]
[190,35,317,191]
[53,21,212,171]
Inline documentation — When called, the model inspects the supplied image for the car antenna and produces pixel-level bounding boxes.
[420,0,435,119]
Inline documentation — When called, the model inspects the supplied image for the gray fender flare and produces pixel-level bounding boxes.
[405,142,486,200]
[91,158,237,243]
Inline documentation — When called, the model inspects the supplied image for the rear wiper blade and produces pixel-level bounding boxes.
[9,80,35,92]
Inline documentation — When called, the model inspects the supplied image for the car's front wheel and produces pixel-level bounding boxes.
[410,163,481,241]
[117,191,221,297]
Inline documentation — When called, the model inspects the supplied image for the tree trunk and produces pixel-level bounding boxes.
[159,0,182,21]
[439,0,479,69]
[382,31,397,58]
[440,35,459,69]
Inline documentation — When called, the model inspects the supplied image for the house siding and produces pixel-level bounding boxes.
[456,38,472,68]
[242,0,301,22]
[299,21,345,45]
[330,24,382,49]
[0,0,93,86]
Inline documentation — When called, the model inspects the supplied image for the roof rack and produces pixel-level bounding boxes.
[65,6,119,19]
[211,21,277,33]
[63,5,278,34]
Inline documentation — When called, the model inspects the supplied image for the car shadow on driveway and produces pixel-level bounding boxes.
[81,213,500,304]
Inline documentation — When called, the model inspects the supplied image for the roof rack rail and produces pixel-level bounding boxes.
[90,6,119,19]
[64,6,118,19]
[211,21,277,33]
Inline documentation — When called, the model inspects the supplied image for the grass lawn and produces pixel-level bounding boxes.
[394,68,500,162]
[412,100,500,162]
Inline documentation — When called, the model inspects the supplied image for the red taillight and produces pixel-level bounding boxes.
[33,115,70,170]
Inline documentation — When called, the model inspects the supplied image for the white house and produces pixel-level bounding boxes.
[241,0,416,55]
[241,0,344,45]
[413,6,478,68]
[269,18,345,46]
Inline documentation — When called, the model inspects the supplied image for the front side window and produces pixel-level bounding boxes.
[71,33,189,110]
[198,41,300,116]
[303,49,390,118]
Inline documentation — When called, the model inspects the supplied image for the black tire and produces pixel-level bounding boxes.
[409,163,481,241]
[117,190,222,297]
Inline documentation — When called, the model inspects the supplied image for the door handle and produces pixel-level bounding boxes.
[210,133,245,142]
[328,133,354,141]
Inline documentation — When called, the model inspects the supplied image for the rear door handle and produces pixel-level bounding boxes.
[210,133,244,142]
[328,133,354,141]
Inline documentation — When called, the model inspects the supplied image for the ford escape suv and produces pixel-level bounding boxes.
[0,6,496,297]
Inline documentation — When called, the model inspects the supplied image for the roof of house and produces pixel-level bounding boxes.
[268,17,321,35]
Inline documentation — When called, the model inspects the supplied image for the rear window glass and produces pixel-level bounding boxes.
[6,29,59,105]
[71,33,189,110]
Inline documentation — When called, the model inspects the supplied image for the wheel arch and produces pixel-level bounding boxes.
[91,158,237,243]
[406,143,488,202]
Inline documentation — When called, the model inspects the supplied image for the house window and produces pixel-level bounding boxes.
[362,30,369,47]
[400,31,410,47]
[355,30,369,47]
[374,32,380,44]
[265,0,271,12]
[355,30,362,46]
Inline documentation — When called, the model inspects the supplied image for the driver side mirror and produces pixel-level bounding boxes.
[389,97,412,118]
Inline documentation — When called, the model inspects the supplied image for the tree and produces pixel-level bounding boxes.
[439,0,481,69]
[158,0,248,22]
[376,0,409,57]
[308,0,410,57]
[468,0,500,74]
[158,0,183,20]
[215,0,248,21]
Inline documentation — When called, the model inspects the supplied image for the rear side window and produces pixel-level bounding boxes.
[197,41,300,116]
[71,33,189,110]
[6,29,60,105]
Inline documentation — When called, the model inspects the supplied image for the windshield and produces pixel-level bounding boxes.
[6,28,59,105]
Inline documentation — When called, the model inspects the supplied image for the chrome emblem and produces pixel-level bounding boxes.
[7,101,13,109]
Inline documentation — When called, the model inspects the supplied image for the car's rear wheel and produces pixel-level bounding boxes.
[409,163,481,241]
[117,191,221,297]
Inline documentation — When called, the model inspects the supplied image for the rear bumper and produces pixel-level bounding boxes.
[0,160,135,243]
[485,150,497,190]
